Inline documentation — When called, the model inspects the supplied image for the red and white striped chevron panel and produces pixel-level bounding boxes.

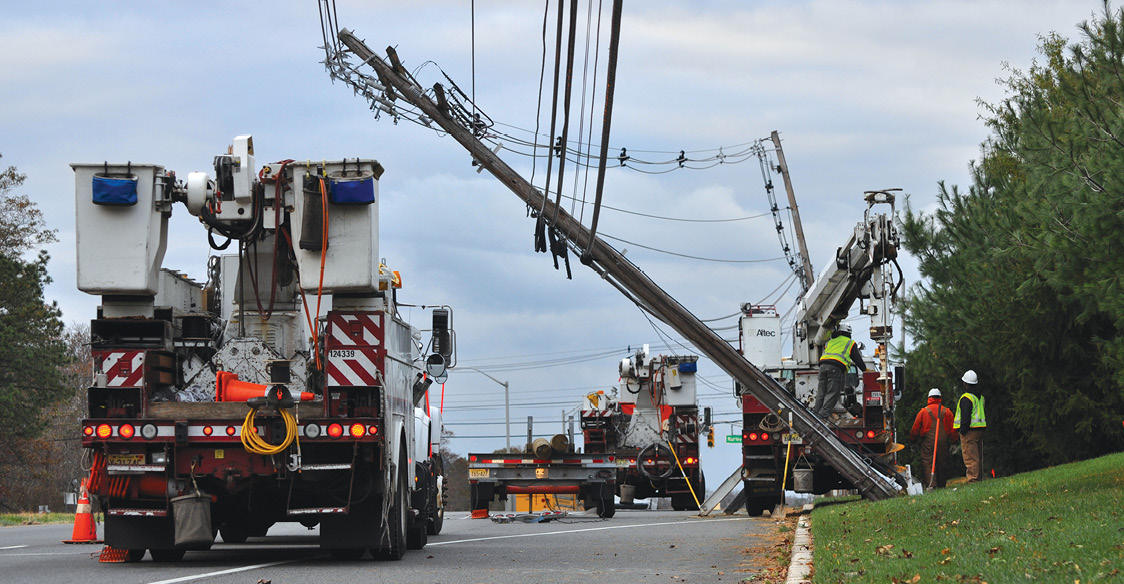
[97,351,145,387]
[326,347,385,387]
[325,312,386,387]
[673,414,698,444]
[327,312,383,348]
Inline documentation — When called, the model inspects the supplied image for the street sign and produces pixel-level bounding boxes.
[725,435,742,444]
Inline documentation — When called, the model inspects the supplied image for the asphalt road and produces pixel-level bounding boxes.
[0,509,770,583]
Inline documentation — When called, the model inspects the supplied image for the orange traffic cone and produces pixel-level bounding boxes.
[63,479,101,544]
[216,371,314,402]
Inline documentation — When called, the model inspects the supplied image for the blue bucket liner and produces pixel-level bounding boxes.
[678,361,698,373]
[92,174,138,206]
[329,176,376,205]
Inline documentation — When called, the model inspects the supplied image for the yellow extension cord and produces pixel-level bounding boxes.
[241,407,299,455]
[666,439,702,510]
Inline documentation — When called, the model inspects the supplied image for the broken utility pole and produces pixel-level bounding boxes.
[335,28,902,502]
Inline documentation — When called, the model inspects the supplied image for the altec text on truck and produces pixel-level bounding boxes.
[74,136,453,562]
[737,191,905,515]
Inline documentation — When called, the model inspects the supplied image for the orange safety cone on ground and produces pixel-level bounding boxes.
[63,479,101,544]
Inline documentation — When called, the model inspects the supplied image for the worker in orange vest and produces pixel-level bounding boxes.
[909,388,959,490]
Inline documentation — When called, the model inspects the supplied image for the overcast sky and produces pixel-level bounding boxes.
[2,1,1104,487]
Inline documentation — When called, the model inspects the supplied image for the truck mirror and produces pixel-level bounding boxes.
[425,353,447,379]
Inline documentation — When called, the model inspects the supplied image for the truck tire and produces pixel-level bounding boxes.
[220,527,248,543]
[124,549,146,562]
[149,548,185,562]
[427,459,445,535]
[373,451,409,561]
[427,505,444,535]
[329,548,367,561]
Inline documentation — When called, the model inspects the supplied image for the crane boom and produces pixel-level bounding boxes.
[335,29,902,501]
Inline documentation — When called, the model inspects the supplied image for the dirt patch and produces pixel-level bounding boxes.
[736,510,800,583]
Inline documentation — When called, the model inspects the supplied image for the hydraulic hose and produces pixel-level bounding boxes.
[241,407,298,455]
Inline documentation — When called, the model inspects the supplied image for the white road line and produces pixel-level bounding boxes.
[428,516,754,546]
[147,559,304,584]
[0,545,28,550]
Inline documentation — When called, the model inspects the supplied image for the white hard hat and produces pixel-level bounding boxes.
[836,323,852,335]
[928,388,941,398]
[962,370,978,384]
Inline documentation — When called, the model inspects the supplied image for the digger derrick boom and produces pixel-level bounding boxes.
[336,30,901,501]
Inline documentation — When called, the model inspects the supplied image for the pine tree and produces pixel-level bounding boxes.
[899,2,1124,474]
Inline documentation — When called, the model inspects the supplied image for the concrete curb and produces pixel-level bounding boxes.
[785,504,814,584]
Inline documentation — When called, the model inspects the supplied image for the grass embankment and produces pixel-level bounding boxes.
[813,452,1124,583]
[0,512,83,527]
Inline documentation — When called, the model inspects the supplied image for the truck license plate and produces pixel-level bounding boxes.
[615,458,632,467]
[535,468,548,479]
[469,469,489,478]
[781,433,803,445]
[107,454,145,465]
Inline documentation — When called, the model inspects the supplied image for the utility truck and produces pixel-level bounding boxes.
[74,136,451,561]
[581,347,705,510]
[737,191,905,514]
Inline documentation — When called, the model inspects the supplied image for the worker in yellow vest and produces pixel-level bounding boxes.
[953,369,987,482]
[813,324,866,419]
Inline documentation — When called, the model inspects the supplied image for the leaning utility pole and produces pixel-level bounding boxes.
[335,29,901,502]
[770,130,814,291]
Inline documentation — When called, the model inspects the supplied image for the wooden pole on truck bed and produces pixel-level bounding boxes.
[336,29,901,502]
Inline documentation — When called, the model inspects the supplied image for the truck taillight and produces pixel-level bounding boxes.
[202,425,214,436]
[118,424,135,440]
[685,457,697,464]
[327,423,344,438]
[866,430,876,439]
[226,426,237,436]
[96,424,112,439]
[83,426,94,437]
[141,424,158,439]
[304,423,322,438]
[368,425,378,435]
[349,423,365,438]
[749,432,759,441]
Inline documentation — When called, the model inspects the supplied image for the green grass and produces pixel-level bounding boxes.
[813,451,1124,583]
[0,512,87,527]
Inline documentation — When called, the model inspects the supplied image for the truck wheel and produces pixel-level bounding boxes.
[427,503,444,535]
[220,527,248,543]
[427,463,445,535]
[373,451,409,561]
[149,548,185,562]
[124,549,146,562]
[745,498,773,517]
[329,548,366,561]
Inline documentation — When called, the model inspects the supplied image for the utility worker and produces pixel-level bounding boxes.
[953,369,987,482]
[910,388,959,489]
[813,324,866,419]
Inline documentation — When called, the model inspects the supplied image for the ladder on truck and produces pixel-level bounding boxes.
[335,30,903,502]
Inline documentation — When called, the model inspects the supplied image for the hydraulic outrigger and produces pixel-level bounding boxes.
[334,29,904,502]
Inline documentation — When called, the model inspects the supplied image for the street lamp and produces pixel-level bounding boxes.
[462,367,512,511]
[463,367,510,451]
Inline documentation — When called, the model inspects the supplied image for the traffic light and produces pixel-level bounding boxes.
[707,427,715,448]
